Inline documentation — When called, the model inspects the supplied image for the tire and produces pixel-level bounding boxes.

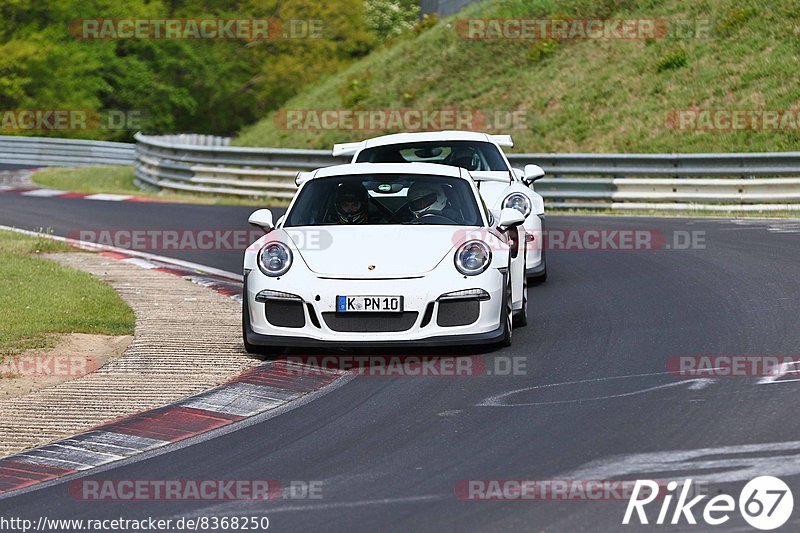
[242,293,284,359]
[512,273,528,328]
[529,244,547,283]
[532,264,547,283]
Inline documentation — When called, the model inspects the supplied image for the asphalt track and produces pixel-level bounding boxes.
[1,191,800,531]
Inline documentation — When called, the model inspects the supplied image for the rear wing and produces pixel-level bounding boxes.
[490,135,514,147]
[332,142,362,158]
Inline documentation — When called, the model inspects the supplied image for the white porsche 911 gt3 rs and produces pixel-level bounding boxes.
[243,162,528,355]
[333,131,548,280]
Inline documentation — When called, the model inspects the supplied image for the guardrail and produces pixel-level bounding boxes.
[134,133,800,210]
[4,133,799,210]
[0,135,135,167]
[134,133,336,199]
[511,153,800,210]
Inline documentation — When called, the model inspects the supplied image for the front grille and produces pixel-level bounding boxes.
[322,312,418,332]
[437,300,480,327]
[265,301,306,328]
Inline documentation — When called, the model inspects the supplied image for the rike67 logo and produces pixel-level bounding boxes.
[624,476,794,530]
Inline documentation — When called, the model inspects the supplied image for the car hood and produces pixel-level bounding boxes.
[470,171,512,184]
[475,179,510,208]
[286,225,478,279]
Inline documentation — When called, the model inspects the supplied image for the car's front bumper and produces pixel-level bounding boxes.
[244,321,506,348]
[244,267,507,347]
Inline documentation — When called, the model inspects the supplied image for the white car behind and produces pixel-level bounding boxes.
[334,131,548,280]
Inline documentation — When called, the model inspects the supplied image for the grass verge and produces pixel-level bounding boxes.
[32,166,285,207]
[234,0,800,154]
[0,230,135,357]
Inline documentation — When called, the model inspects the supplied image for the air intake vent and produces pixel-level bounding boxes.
[265,301,306,328]
[437,300,479,327]
[322,312,418,332]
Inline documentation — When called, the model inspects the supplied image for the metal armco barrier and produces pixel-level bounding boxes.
[505,152,800,177]
[4,133,800,210]
[134,133,334,199]
[134,134,800,210]
[0,135,135,167]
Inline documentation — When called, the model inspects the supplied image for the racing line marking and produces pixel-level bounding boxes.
[476,372,716,407]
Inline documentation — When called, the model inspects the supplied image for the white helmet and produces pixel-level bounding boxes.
[408,183,447,217]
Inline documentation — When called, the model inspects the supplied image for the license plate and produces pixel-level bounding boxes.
[336,296,403,313]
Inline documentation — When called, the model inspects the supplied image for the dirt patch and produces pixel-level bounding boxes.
[0,333,132,400]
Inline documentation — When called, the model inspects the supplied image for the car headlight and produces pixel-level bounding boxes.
[455,240,492,276]
[503,193,532,217]
[258,242,293,277]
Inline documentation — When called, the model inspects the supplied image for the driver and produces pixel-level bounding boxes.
[334,182,369,224]
[407,183,448,219]
[448,147,480,171]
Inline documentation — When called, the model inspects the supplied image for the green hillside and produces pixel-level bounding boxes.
[235,0,800,153]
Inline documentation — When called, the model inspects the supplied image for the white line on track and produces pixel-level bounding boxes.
[757,360,800,384]
[20,189,66,197]
[172,493,449,518]
[84,193,133,201]
[477,371,716,407]
[0,224,243,281]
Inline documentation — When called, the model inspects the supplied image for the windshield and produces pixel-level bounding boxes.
[355,141,508,172]
[284,174,484,227]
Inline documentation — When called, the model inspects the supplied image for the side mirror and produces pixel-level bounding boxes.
[523,164,545,184]
[248,209,274,231]
[498,208,525,229]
